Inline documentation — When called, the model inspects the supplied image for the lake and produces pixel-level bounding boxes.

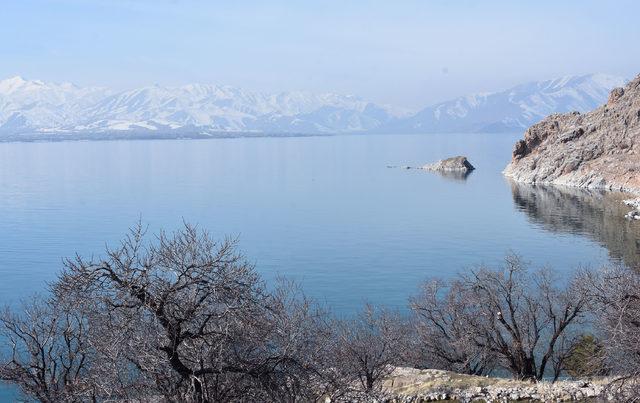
[1,132,640,400]
[1,133,638,313]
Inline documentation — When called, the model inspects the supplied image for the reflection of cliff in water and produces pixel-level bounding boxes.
[508,180,640,268]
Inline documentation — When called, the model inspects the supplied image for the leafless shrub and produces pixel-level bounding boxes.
[331,305,410,399]
[410,278,495,375]
[410,255,591,381]
[2,225,617,402]
[2,223,344,402]
[0,297,98,402]
[585,266,640,400]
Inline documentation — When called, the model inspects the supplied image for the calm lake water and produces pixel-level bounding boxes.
[1,133,638,311]
[1,132,640,399]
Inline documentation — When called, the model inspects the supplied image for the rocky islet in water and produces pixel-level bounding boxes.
[388,156,475,180]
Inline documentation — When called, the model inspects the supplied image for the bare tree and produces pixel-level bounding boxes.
[3,224,609,402]
[226,279,343,403]
[2,223,344,402]
[410,279,495,375]
[55,223,270,402]
[411,255,591,381]
[0,297,96,403]
[585,266,640,399]
[331,305,410,398]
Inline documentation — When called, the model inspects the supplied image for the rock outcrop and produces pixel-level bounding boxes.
[387,156,475,181]
[503,74,640,216]
[382,368,609,402]
[422,156,475,172]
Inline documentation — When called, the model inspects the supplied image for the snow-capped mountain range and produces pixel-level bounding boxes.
[0,73,626,139]
[385,73,626,133]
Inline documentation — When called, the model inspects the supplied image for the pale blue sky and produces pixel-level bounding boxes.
[1,0,639,108]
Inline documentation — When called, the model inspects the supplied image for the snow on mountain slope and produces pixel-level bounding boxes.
[0,77,397,136]
[0,73,627,138]
[0,76,109,132]
[80,85,388,132]
[383,73,626,133]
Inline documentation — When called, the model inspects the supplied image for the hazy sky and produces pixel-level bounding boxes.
[2,0,639,109]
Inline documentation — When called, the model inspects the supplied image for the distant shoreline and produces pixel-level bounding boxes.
[0,130,526,144]
[0,130,337,143]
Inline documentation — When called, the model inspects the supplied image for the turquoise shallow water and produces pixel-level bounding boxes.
[1,133,640,400]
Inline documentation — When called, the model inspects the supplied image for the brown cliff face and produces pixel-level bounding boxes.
[504,75,640,195]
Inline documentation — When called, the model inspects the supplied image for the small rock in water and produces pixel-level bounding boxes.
[422,156,475,172]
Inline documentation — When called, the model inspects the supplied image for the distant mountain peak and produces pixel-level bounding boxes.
[0,76,399,136]
[3,75,27,84]
[0,76,28,92]
[0,73,628,138]
[380,73,626,134]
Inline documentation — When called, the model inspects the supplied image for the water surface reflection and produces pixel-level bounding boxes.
[509,180,640,268]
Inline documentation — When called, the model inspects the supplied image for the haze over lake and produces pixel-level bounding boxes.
[1,133,637,311]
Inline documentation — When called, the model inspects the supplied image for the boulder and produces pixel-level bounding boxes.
[608,87,625,105]
[422,156,475,172]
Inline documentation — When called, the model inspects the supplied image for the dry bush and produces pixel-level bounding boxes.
[6,225,631,403]
[585,266,640,400]
[0,298,97,403]
[331,305,411,399]
[2,223,343,402]
[411,255,591,381]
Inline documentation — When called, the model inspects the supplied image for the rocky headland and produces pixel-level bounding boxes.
[503,74,640,218]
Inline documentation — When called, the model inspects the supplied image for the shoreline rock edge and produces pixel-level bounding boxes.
[503,74,640,218]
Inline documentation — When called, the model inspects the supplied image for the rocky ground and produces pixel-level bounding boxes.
[381,368,610,402]
[503,74,640,219]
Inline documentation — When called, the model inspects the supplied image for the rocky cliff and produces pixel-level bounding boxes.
[504,74,640,196]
